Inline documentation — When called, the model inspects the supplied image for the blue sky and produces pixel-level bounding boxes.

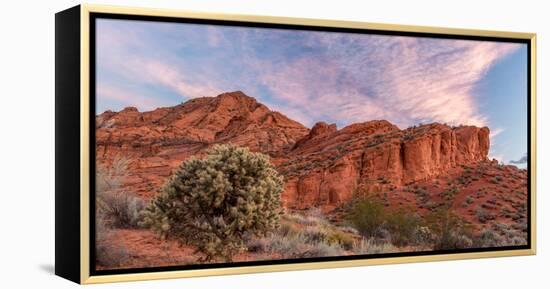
[96,19,528,166]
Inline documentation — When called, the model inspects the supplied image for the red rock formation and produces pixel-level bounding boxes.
[279,122,490,208]
[96,91,491,208]
[96,91,309,197]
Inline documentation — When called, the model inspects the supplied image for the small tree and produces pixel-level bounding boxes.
[425,209,473,250]
[347,194,386,238]
[141,144,284,261]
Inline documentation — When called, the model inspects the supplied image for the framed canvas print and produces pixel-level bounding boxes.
[55,4,537,284]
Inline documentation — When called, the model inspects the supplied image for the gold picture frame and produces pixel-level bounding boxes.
[55,4,536,284]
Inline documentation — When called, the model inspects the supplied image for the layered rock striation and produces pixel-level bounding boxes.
[279,121,489,208]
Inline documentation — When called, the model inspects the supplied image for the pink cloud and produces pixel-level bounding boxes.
[136,60,223,98]
[96,83,168,112]
[96,19,521,131]
[96,19,224,111]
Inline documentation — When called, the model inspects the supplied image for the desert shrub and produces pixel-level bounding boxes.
[95,156,145,228]
[423,201,438,211]
[512,219,528,232]
[141,144,284,262]
[248,231,344,259]
[457,176,468,185]
[414,187,430,205]
[348,195,429,246]
[347,195,386,238]
[326,230,356,250]
[412,226,436,246]
[403,133,414,141]
[246,235,273,253]
[247,209,355,258]
[96,156,131,193]
[286,212,356,250]
[475,207,493,223]
[278,220,298,237]
[440,187,459,202]
[353,238,398,255]
[284,213,316,226]
[303,242,344,258]
[302,225,331,243]
[385,207,422,246]
[424,209,473,250]
[97,191,145,228]
[474,229,504,247]
[338,226,359,235]
[473,223,527,247]
[500,207,513,218]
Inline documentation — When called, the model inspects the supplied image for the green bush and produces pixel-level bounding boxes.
[347,195,421,246]
[141,144,284,262]
[347,195,386,238]
[424,209,473,250]
[385,207,422,246]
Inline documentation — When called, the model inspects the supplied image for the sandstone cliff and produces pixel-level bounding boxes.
[279,121,490,208]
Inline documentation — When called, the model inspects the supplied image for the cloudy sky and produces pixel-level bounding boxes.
[96,18,528,166]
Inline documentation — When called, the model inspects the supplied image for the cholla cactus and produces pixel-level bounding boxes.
[141,144,284,261]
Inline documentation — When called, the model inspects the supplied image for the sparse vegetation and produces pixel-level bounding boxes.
[439,186,459,202]
[247,232,344,259]
[95,155,144,267]
[474,223,527,247]
[414,187,430,204]
[353,238,398,254]
[385,207,422,246]
[96,156,145,228]
[424,209,473,250]
[247,209,398,258]
[97,191,145,228]
[475,206,495,223]
[347,195,386,238]
[347,194,424,247]
[490,175,503,184]
[95,218,130,267]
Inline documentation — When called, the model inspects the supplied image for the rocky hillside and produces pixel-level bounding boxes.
[279,120,490,208]
[96,91,505,211]
[96,91,308,197]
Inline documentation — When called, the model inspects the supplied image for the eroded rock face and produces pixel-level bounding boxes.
[96,91,490,208]
[279,123,490,208]
[95,91,309,198]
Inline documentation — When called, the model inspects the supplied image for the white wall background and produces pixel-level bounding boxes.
[0,0,546,287]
